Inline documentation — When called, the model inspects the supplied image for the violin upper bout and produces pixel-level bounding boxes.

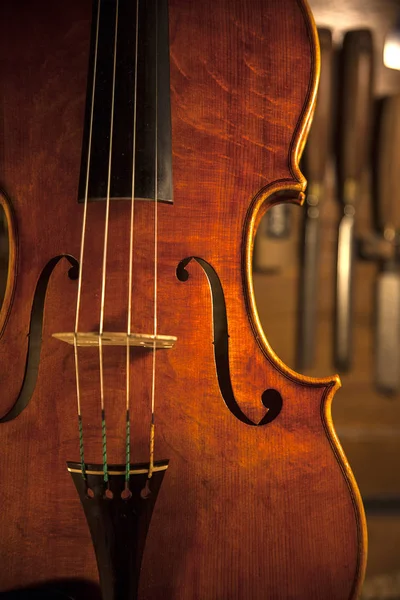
[291,0,321,195]
[254,0,320,217]
[244,0,321,366]
[170,0,319,209]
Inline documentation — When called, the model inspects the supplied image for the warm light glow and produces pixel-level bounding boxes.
[384,35,400,70]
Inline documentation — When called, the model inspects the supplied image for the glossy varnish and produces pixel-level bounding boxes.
[0,0,366,598]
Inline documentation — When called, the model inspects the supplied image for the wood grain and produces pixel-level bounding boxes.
[0,0,366,598]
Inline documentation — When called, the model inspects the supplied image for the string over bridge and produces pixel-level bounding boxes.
[53,332,177,349]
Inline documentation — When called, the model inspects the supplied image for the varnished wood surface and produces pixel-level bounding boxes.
[0,1,366,598]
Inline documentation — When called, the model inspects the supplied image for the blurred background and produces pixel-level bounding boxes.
[253,0,400,597]
[1,0,400,597]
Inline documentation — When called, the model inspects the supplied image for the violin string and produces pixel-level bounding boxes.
[125,0,140,492]
[73,0,102,481]
[148,0,159,480]
[98,0,119,486]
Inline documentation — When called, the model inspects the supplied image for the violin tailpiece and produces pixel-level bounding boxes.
[67,460,169,600]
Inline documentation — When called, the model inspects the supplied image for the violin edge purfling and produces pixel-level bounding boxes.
[244,3,367,597]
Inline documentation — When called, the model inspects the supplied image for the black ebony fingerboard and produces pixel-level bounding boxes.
[78,0,173,203]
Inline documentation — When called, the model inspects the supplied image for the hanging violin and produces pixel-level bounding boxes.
[0,0,366,598]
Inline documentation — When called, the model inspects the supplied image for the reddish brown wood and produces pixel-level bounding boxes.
[0,0,366,598]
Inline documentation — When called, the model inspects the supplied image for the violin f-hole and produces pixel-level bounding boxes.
[177,256,283,426]
[0,255,79,423]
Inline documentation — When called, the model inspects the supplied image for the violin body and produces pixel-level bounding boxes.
[0,0,366,598]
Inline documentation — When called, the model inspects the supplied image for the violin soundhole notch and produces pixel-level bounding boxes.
[177,257,283,426]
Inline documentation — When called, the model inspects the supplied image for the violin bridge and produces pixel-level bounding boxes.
[52,331,177,349]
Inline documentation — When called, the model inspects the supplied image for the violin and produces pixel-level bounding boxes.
[0,0,366,598]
